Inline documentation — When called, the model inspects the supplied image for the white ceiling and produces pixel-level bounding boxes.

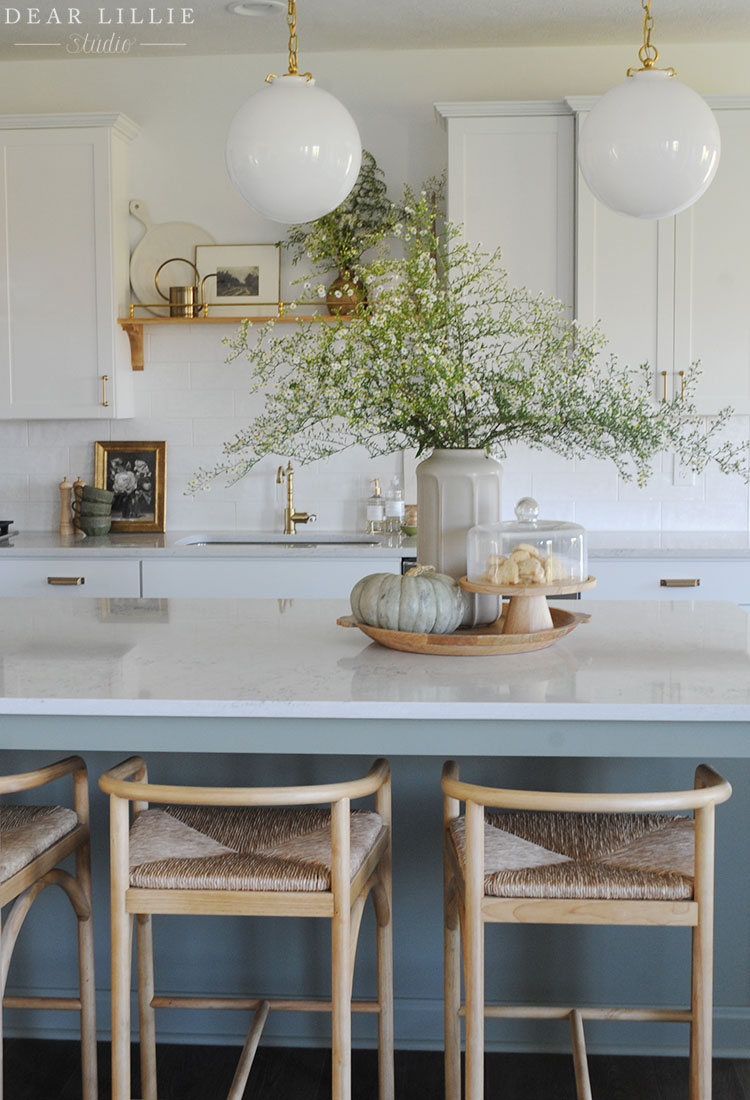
[2,0,750,62]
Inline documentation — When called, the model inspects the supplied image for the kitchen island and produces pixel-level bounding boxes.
[1,597,749,1057]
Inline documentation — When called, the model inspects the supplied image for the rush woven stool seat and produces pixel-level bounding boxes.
[0,756,97,1100]
[99,756,394,1100]
[441,761,732,1100]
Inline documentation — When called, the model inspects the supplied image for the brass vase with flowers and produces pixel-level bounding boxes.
[326,270,365,316]
[284,150,395,315]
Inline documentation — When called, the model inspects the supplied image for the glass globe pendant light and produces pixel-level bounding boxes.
[225,0,362,224]
[578,0,720,220]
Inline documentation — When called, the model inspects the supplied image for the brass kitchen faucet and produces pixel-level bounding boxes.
[276,462,317,534]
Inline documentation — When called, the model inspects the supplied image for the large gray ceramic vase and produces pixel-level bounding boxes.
[416,448,503,627]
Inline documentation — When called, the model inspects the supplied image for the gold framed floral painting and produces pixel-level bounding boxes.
[95,441,166,533]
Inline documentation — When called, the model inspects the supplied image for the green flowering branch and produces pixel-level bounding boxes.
[188,186,750,492]
[283,150,396,277]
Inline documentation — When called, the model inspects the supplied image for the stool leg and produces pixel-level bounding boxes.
[331,799,352,1100]
[136,915,157,1100]
[110,796,133,1100]
[75,838,98,1100]
[374,777,394,1100]
[443,875,461,1100]
[464,801,484,1100]
[375,853,394,1100]
[690,805,716,1100]
[0,923,4,1100]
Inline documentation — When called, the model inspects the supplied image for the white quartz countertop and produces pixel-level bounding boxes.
[0,531,413,559]
[0,597,748,723]
[0,530,749,559]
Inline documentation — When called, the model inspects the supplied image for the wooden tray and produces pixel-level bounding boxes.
[337,606,591,656]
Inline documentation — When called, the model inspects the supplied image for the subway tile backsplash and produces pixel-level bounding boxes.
[1,330,749,534]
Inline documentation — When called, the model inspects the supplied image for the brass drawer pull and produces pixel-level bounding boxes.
[660,578,700,588]
[47,576,85,586]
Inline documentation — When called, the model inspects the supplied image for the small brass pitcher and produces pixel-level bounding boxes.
[154,257,203,317]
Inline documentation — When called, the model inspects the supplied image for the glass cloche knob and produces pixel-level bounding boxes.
[514,497,539,523]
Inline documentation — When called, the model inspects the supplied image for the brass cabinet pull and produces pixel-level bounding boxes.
[101,374,109,407]
[678,369,686,398]
[47,576,85,586]
[660,371,668,403]
[660,578,700,588]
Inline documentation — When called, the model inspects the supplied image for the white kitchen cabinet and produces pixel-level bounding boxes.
[141,557,402,599]
[585,558,750,606]
[0,558,140,597]
[436,102,575,310]
[572,96,750,414]
[0,113,138,419]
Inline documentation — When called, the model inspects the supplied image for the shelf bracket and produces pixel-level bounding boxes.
[120,321,144,371]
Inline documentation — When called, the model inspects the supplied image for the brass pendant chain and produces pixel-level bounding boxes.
[287,0,299,75]
[627,0,676,77]
[638,0,659,69]
[266,0,312,83]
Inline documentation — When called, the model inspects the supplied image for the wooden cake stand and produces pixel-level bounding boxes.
[460,575,597,634]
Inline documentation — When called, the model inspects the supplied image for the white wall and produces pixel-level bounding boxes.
[1,44,749,533]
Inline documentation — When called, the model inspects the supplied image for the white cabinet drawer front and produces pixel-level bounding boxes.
[587,560,750,603]
[142,558,401,599]
[0,559,141,597]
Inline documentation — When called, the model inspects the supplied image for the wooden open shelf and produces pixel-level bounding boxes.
[118,314,346,370]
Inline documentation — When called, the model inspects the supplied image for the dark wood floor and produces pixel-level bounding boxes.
[4,1038,750,1099]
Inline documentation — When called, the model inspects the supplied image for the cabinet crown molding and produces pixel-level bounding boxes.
[436,95,750,126]
[566,93,750,113]
[434,100,571,125]
[0,112,139,140]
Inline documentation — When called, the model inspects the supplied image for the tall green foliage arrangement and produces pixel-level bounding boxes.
[284,150,396,277]
[189,187,750,491]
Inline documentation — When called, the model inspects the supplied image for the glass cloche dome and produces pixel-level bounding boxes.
[467,498,587,588]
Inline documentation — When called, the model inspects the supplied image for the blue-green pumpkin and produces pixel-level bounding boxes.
[350,564,465,634]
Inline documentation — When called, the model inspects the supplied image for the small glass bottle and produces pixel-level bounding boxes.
[384,475,405,534]
[366,478,385,534]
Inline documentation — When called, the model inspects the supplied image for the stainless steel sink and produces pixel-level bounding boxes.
[175,533,381,547]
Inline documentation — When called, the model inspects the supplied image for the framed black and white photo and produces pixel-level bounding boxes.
[195,243,281,317]
[95,441,166,533]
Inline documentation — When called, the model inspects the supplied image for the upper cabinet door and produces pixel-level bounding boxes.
[0,114,138,419]
[574,97,750,415]
[437,104,575,313]
[673,109,750,415]
[575,106,675,401]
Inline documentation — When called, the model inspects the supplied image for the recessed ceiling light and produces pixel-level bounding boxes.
[227,1,285,15]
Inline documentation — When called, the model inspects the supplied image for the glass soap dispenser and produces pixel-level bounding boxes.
[365,478,385,534]
[466,497,587,588]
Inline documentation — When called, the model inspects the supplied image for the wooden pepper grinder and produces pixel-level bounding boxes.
[58,476,74,536]
[72,476,86,537]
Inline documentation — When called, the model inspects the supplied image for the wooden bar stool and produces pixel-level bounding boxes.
[442,761,732,1100]
[99,756,394,1100]
[0,755,97,1100]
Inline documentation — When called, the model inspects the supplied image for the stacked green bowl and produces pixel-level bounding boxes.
[77,485,114,536]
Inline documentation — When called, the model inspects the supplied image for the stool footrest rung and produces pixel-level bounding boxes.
[3,995,82,1011]
[150,994,381,1014]
[459,1003,692,1023]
